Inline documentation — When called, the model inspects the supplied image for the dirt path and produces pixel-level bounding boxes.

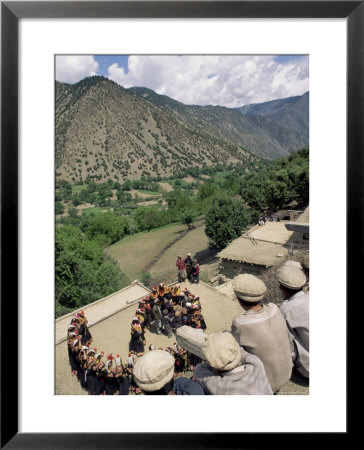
[142,220,205,273]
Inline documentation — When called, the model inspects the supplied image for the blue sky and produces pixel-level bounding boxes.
[56,54,308,107]
[94,55,129,76]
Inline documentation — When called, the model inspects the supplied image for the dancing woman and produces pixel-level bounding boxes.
[129,319,145,356]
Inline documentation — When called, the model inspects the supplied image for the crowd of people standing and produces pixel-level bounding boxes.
[66,309,204,395]
[128,281,207,355]
[176,253,200,283]
[66,278,207,395]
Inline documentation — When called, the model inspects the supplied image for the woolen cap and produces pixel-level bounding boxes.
[284,259,302,269]
[232,274,267,302]
[202,332,243,371]
[133,350,175,392]
[277,265,307,290]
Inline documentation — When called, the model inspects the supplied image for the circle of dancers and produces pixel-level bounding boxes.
[66,283,206,395]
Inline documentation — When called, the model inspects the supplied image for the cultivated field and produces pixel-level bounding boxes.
[105,220,212,287]
[149,222,210,283]
[105,223,187,285]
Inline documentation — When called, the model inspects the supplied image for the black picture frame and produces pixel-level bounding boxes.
[1,1,356,448]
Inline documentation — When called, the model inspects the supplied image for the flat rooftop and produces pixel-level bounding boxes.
[217,224,290,266]
[55,282,150,344]
[218,207,309,266]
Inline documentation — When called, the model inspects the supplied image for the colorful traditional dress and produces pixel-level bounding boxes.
[129,323,144,353]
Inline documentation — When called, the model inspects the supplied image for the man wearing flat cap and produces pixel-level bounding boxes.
[194,331,273,395]
[278,265,309,379]
[231,274,293,393]
[133,350,204,395]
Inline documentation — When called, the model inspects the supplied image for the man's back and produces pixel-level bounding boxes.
[280,291,309,349]
[194,351,273,395]
[231,303,292,392]
[280,290,309,377]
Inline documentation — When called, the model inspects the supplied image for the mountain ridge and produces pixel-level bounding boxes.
[129,86,308,158]
[55,77,258,182]
[55,76,309,183]
[235,91,309,140]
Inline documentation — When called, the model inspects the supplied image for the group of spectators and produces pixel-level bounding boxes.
[66,313,203,395]
[131,254,309,395]
[176,253,200,283]
[128,282,207,355]
[258,213,280,225]
[66,253,309,396]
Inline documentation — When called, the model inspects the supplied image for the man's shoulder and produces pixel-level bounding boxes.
[173,376,205,395]
[283,290,308,308]
[232,303,278,323]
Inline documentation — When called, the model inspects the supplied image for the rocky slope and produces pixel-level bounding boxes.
[56,77,257,182]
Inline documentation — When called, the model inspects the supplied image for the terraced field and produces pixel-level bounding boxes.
[105,220,211,287]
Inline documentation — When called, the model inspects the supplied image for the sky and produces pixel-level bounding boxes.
[55,54,308,108]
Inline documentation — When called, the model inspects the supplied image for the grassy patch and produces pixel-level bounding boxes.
[213,171,232,183]
[105,223,187,286]
[137,189,160,196]
[81,206,113,216]
[71,184,88,194]
[149,222,209,283]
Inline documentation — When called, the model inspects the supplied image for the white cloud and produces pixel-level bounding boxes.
[107,55,308,107]
[55,55,99,84]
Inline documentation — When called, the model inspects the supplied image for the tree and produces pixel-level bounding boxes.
[82,212,127,246]
[68,207,79,219]
[117,190,132,204]
[180,208,197,229]
[55,225,124,316]
[198,182,220,202]
[141,209,164,231]
[55,201,64,215]
[239,175,266,209]
[205,194,250,249]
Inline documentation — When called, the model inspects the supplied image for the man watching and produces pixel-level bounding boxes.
[194,331,272,395]
[231,273,293,393]
[133,350,205,395]
[278,264,309,379]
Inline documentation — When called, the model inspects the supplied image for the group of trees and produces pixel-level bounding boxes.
[55,147,309,315]
[239,147,309,210]
[55,225,124,317]
[55,177,162,214]
[204,147,309,248]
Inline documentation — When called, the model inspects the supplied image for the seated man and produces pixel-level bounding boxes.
[133,350,205,395]
[278,264,309,379]
[194,331,273,395]
[231,274,293,393]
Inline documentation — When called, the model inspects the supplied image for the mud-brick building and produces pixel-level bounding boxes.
[216,207,309,280]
